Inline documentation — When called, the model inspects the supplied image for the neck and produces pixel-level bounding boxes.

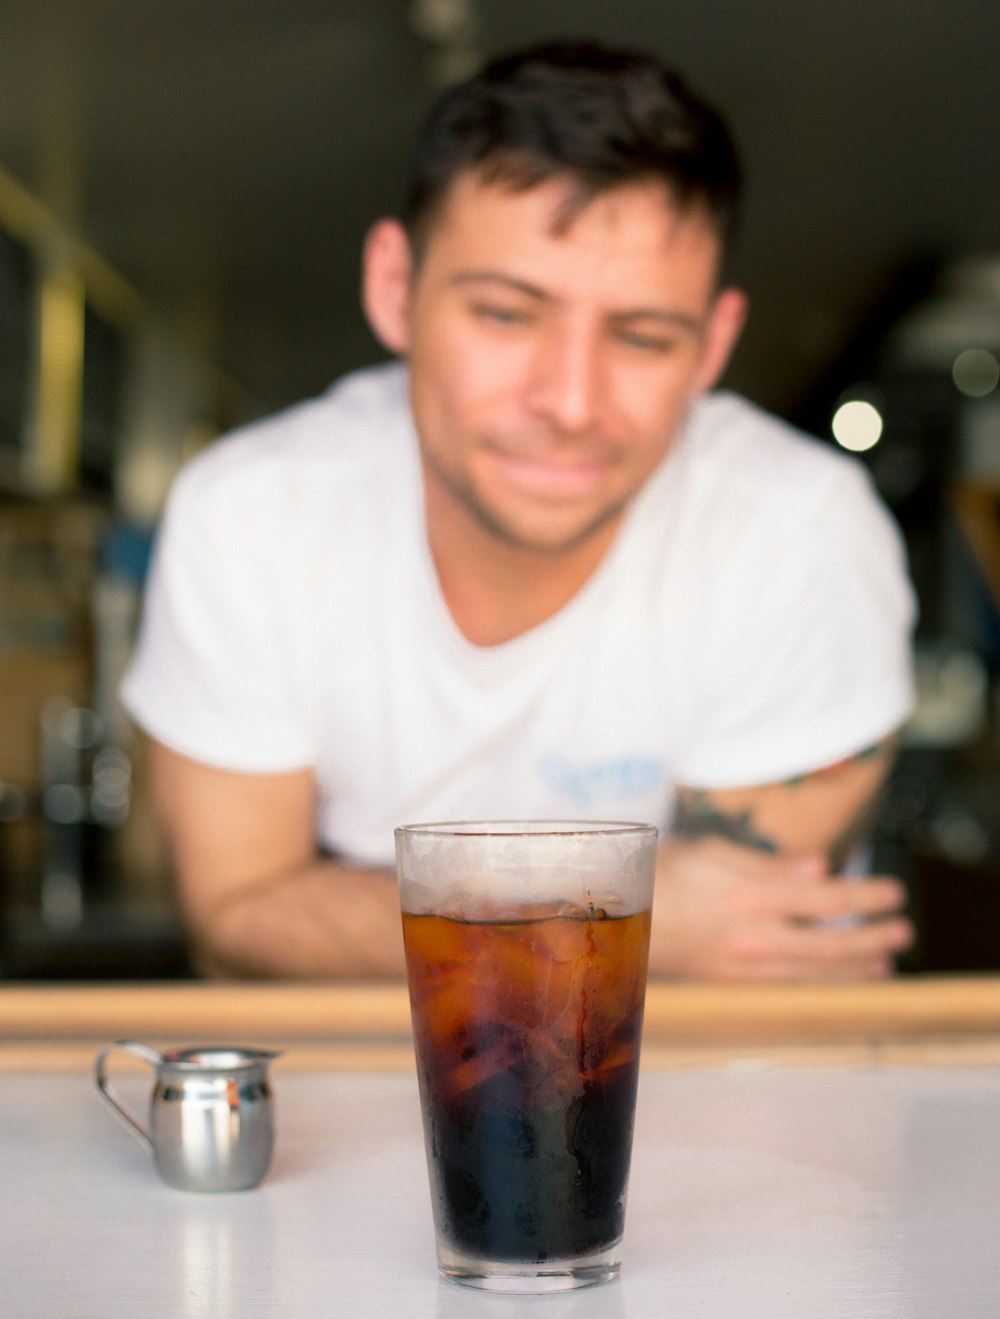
[425,490,622,648]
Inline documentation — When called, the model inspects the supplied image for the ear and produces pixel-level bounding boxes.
[693,286,748,394]
[361,219,413,355]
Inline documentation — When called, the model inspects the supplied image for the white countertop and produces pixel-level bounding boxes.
[4,1062,1000,1317]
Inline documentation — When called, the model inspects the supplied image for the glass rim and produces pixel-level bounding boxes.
[394,819,658,838]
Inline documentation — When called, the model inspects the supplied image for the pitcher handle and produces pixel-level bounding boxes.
[93,1039,163,1146]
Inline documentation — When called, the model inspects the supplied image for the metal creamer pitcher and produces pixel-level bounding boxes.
[93,1039,280,1191]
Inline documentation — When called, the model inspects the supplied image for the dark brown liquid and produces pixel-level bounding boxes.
[403,907,650,1263]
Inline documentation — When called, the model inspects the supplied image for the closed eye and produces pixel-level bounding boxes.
[470,302,533,325]
[615,328,678,353]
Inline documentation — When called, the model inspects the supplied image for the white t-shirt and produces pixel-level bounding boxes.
[121,362,916,866]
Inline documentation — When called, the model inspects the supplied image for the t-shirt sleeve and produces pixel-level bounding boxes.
[674,463,916,788]
[120,455,314,772]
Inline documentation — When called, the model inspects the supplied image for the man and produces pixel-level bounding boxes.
[122,40,916,980]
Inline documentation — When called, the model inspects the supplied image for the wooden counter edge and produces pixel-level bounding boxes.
[2,975,1000,1048]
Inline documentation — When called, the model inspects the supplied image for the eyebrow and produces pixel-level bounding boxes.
[448,270,705,332]
[448,271,548,299]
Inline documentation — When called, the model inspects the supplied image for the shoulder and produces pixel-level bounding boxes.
[167,360,412,514]
[659,397,915,787]
[679,391,873,509]
[634,389,914,633]
[660,391,904,566]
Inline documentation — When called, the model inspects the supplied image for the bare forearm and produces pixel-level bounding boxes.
[184,856,405,980]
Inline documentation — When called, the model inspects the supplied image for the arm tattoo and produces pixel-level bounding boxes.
[671,790,779,853]
[673,740,895,866]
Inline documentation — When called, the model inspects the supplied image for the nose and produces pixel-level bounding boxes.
[525,324,606,435]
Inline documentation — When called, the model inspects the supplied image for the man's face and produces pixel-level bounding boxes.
[392,171,744,555]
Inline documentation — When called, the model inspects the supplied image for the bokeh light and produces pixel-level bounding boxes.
[831,398,884,452]
[952,347,1000,398]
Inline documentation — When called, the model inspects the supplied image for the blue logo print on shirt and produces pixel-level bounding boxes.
[539,755,665,810]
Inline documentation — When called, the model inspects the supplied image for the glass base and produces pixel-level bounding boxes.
[438,1245,621,1293]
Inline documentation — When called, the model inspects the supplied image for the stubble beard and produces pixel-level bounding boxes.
[422,443,630,559]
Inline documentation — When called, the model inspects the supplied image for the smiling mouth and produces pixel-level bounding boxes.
[485,446,615,500]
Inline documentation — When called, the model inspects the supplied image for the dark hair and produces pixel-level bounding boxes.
[404,39,742,258]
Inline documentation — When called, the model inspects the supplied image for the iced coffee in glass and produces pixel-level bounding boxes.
[395,820,657,1293]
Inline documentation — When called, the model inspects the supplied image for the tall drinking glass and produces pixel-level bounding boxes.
[395,820,657,1293]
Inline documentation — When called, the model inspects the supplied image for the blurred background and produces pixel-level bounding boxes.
[1,1,999,979]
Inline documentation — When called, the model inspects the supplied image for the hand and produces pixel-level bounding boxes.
[649,835,913,982]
